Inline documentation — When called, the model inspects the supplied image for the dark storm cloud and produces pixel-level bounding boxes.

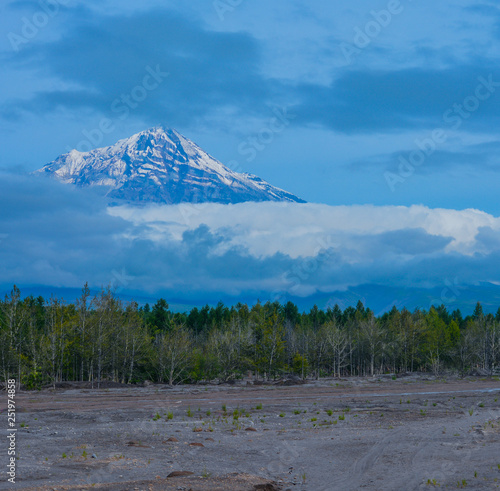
[369,228,452,256]
[292,66,500,133]
[474,226,500,251]
[348,139,500,176]
[121,226,295,294]
[3,7,279,125]
[0,172,131,286]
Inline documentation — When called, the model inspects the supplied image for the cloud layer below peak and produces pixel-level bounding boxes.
[2,172,500,304]
[109,202,499,260]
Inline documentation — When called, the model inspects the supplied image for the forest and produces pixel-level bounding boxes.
[1,284,499,389]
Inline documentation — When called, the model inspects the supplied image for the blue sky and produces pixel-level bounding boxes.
[1,0,500,312]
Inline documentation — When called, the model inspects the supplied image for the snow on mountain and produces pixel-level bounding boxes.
[37,126,306,205]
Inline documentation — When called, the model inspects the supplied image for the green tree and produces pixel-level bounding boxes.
[151,298,171,332]
[423,307,449,375]
[291,352,309,377]
[255,309,285,380]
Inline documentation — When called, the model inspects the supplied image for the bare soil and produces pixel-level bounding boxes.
[2,374,500,490]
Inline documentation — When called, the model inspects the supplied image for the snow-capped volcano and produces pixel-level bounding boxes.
[37,126,305,205]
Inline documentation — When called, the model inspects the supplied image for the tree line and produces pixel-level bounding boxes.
[1,284,499,389]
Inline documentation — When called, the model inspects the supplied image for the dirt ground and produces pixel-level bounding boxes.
[1,374,500,491]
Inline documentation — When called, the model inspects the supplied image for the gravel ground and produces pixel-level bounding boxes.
[1,375,500,490]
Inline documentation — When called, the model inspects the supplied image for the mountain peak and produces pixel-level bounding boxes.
[37,127,306,205]
[130,125,179,142]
